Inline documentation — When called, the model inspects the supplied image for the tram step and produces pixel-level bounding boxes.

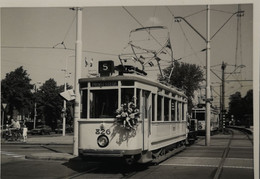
[152,145,186,164]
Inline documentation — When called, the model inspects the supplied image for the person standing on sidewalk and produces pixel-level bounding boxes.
[22,125,28,142]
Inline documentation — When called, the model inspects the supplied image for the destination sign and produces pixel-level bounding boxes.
[91,81,118,87]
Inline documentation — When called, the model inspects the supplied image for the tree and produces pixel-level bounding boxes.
[228,90,253,126]
[158,61,204,112]
[228,92,243,124]
[1,66,34,119]
[37,79,64,129]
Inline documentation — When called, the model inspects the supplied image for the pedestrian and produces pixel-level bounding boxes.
[10,118,21,130]
[22,125,28,142]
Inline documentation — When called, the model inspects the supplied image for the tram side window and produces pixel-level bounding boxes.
[176,102,179,121]
[152,94,155,121]
[157,95,162,121]
[171,100,175,121]
[182,103,185,121]
[90,89,118,118]
[164,97,170,121]
[179,102,182,121]
[81,89,87,118]
[121,88,134,104]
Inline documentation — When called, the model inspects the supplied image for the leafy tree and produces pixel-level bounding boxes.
[158,61,204,112]
[243,89,253,115]
[228,90,253,126]
[37,79,64,129]
[228,92,243,124]
[1,66,33,119]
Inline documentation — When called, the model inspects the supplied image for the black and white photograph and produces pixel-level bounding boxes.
[1,0,259,178]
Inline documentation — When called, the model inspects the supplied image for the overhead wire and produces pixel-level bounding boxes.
[166,7,204,67]
[183,9,206,18]
[1,45,118,56]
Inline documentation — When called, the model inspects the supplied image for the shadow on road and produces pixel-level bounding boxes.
[62,157,150,176]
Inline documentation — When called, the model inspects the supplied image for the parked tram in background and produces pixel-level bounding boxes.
[191,105,219,135]
[77,61,188,164]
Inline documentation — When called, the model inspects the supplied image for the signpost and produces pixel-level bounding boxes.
[2,103,7,133]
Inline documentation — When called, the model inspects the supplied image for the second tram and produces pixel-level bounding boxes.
[192,106,219,135]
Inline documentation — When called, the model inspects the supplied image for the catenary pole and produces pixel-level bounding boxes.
[205,5,211,146]
[221,61,226,133]
[73,7,82,156]
[63,72,67,136]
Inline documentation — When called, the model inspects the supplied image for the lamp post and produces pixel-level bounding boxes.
[1,103,7,134]
[33,82,41,129]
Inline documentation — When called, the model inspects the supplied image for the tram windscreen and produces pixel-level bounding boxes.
[90,89,118,118]
[194,112,205,121]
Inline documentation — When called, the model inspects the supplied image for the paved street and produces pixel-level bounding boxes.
[1,128,253,179]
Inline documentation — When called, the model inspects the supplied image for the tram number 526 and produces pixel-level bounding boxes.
[95,129,111,135]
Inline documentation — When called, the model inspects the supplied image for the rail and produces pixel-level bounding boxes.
[227,126,253,135]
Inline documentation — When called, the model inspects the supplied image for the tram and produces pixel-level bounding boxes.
[191,105,219,135]
[78,61,188,164]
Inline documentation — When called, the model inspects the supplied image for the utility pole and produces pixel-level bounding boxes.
[205,5,211,146]
[73,7,82,156]
[175,5,211,146]
[221,61,227,133]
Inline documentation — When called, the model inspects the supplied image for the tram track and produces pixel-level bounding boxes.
[213,128,253,179]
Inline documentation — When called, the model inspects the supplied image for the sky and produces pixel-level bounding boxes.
[1,4,253,109]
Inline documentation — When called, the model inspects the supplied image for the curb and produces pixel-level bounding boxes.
[1,142,72,145]
[25,152,75,161]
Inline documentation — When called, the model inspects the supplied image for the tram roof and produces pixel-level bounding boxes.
[79,74,187,98]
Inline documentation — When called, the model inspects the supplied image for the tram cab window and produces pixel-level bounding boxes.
[195,112,205,121]
[121,88,134,104]
[136,89,141,110]
[90,89,118,118]
[142,91,150,118]
[81,90,88,118]
[164,98,170,121]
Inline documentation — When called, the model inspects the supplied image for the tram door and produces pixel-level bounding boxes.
[141,90,150,150]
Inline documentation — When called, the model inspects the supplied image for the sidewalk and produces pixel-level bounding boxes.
[26,134,73,145]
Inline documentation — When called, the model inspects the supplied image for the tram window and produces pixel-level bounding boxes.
[179,102,182,121]
[196,112,205,121]
[121,88,134,104]
[90,89,118,118]
[81,90,88,118]
[182,103,185,121]
[171,100,175,121]
[157,95,162,121]
[164,98,170,121]
[142,91,150,118]
[176,102,179,121]
[152,94,155,121]
[136,89,141,110]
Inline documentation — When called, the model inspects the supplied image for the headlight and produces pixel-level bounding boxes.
[97,135,109,148]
